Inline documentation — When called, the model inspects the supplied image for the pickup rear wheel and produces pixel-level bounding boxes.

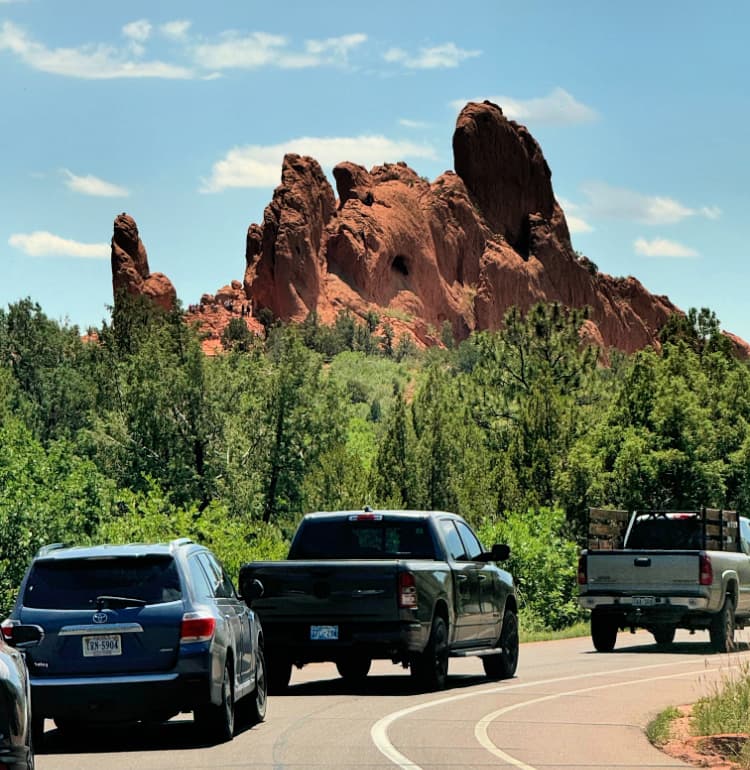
[411,615,449,691]
[710,596,736,653]
[336,655,371,683]
[591,610,618,652]
[266,654,292,694]
[483,608,519,680]
[652,626,676,646]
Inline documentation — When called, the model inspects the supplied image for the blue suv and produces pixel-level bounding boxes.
[1,539,267,748]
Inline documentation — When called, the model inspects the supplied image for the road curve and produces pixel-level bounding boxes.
[37,628,750,770]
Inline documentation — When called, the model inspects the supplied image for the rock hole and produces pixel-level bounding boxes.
[392,256,409,277]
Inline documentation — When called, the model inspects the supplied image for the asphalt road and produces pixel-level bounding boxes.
[36,628,750,770]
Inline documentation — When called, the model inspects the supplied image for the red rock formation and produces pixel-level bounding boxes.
[239,101,679,353]
[113,101,747,358]
[111,213,176,312]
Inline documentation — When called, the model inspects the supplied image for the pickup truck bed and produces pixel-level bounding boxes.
[240,509,518,691]
[578,509,750,652]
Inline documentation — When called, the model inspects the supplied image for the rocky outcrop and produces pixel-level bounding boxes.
[114,101,745,357]
[239,101,678,352]
[111,213,176,312]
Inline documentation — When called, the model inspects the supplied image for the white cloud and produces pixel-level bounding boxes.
[634,237,699,258]
[384,42,480,69]
[305,33,366,64]
[193,31,366,70]
[451,88,598,126]
[122,19,152,43]
[62,169,129,197]
[399,118,429,129]
[581,182,721,225]
[201,135,438,192]
[9,231,109,259]
[557,197,593,234]
[0,21,193,79]
[161,20,192,41]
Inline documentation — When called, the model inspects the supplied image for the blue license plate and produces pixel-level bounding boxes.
[310,625,338,640]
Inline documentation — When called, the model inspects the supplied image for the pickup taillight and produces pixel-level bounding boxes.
[577,554,587,585]
[398,571,418,609]
[699,552,713,586]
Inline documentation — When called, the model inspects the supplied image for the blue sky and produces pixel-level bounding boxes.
[1,1,748,341]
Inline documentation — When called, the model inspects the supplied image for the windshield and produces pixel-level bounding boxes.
[289,519,437,560]
[23,555,182,609]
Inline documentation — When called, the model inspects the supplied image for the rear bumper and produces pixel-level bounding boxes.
[30,650,213,723]
[578,593,715,628]
[263,619,427,663]
[579,595,710,611]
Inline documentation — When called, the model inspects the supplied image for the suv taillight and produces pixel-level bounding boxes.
[0,618,16,643]
[398,572,418,609]
[577,554,587,585]
[699,553,713,586]
[180,612,216,643]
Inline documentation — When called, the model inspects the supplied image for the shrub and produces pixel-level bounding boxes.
[478,507,584,630]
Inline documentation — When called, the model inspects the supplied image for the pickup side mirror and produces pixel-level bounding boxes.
[239,576,264,606]
[490,543,511,562]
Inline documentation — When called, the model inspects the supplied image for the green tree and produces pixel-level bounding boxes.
[373,385,417,506]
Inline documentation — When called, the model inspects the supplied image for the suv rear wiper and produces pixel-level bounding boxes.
[95,595,148,610]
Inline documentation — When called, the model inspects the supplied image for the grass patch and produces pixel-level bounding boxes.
[519,620,589,644]
[692,662,750,736]
[646,706,681,746]
[381,307,413,323]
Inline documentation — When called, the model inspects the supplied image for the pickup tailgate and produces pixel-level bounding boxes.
[242,560,401,621]
[584,550,701,593]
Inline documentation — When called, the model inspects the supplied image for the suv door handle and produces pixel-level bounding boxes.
[456,574,468,582]
[477,574,487,581]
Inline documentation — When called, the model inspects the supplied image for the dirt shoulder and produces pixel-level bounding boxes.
[658,705,749,770]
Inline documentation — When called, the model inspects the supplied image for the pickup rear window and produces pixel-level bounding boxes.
[624,516,704,550]
[23,555,183,609]
[289,519,437,560]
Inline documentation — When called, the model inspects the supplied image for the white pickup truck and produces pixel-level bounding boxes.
[577,508,750,652]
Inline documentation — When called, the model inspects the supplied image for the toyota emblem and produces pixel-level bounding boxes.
[92,612,108,624]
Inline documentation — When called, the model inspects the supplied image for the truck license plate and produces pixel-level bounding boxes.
[632,596,655,607]
[82,634,122,657]
[310,625,338,641]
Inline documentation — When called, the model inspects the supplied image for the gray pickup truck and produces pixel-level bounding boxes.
[577,508,750,652]
[239,509,517,692]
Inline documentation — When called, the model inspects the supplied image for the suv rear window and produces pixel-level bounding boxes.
[289,519,436,560]
[23,555,182,609]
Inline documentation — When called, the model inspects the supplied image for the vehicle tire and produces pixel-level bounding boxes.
[591,610,618,652]
[652,626,676,646]
[710,596,736,653]
[266,654,292,694]
[195,662,235,744]
[31,715,44,756]
[411,615,449,692]
[336,655,371,683]
[483,608,519,680]
[246,645,268,725]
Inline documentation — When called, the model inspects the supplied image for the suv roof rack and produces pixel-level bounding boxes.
[169,537,194,549]
[35,543,66,557]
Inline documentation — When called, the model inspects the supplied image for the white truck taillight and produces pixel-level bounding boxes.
[699,553,713,586]
[577,554,587,585]
[180,612,216,643]
[398,571,418,609]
